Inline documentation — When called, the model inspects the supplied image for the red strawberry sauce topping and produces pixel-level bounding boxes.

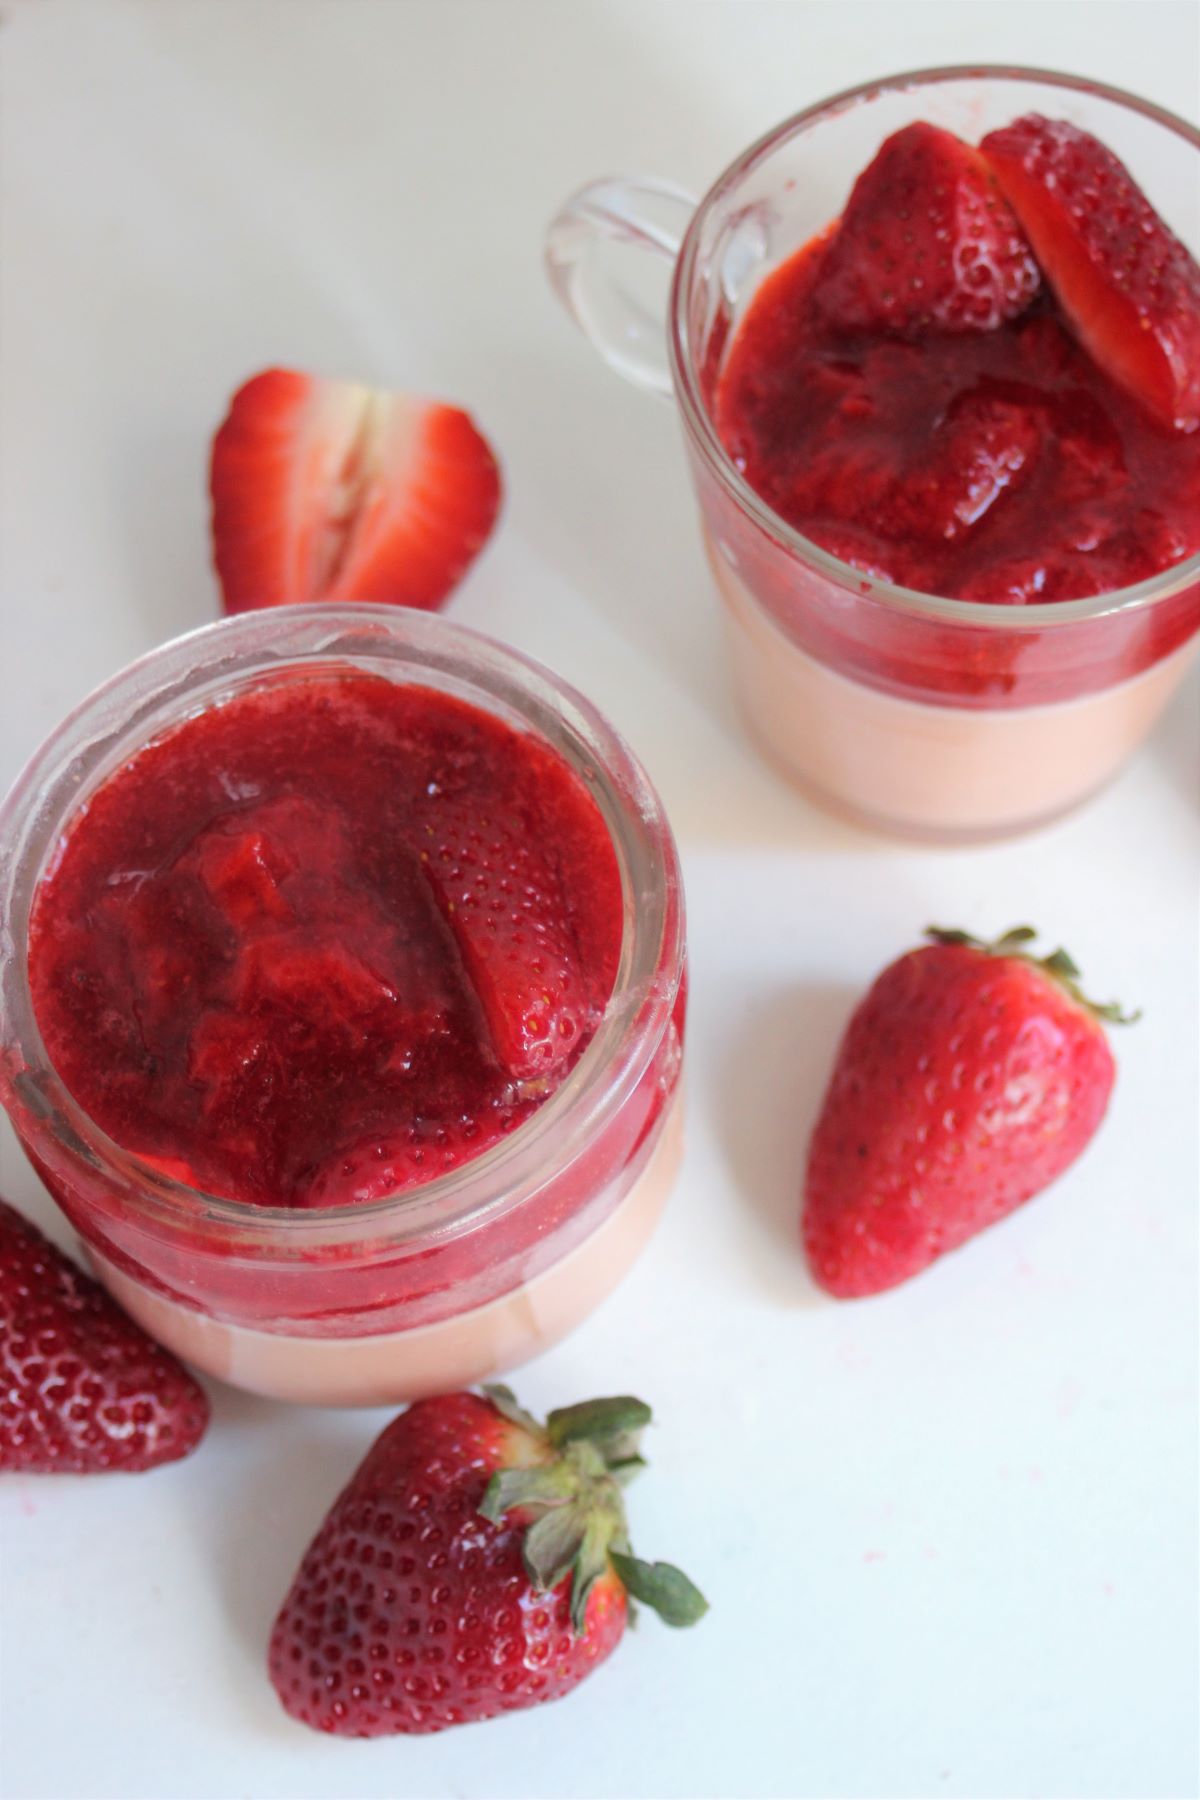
[27,675,622,1209]
[715,121,1200,603]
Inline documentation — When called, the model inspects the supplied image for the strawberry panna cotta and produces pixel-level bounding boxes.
[28,674,622,1208]
[1,605,686,1407]
[716,116,1200,602]
[270,1387,706,1737]
[802,927,1134,1298]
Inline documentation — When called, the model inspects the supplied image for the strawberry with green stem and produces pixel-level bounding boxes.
[803,926,1136,1298]
[269,1385,706,1736]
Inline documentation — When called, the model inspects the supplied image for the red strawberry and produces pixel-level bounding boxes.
[814,122,1041,337]
[209,367,501,614]
[890,388,1043,541]
[794,387,1044,550]
[803,928,1134,1298]
[417,794,609,1084]
[982,115,1200,431]
[268,1387,706,1736]
[0,1198,209,1472]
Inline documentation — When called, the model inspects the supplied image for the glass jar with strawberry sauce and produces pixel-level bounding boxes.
[0,606,685,1405]
[547,67,1200,840]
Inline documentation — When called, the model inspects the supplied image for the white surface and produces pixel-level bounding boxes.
[0,3,1197,1797]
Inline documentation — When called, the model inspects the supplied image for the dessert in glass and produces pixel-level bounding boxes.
[547,68,1200,839]
[0,607,685,1405]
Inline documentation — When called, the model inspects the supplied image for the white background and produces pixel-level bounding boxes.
[1,4,1197,1797]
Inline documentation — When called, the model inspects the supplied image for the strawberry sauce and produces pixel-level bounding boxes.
[715,239,1200,603]
[28,675,623,1210]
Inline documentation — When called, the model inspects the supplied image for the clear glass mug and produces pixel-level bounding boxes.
[547,66,1200,841]
[0,607,685,1405]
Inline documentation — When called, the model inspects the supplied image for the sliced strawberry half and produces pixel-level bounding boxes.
[982,115,1200,432]
[813,122,1041,337]
[415,796,601,1085]
[209,367,502,613]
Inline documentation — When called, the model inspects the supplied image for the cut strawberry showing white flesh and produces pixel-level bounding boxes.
[982,116,1200,433]
[209,368,502,613]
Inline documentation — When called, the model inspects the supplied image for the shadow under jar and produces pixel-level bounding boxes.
[0,607,685,1405]
[547,66,1200,841]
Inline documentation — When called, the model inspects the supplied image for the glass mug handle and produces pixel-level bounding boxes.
[545,177,698,399]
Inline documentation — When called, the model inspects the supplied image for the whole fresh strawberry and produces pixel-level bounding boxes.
[814,121,1041,337]
[0,1198,210,1472]
[982,115,1200,431]
[210,367,502,613]
[803,927,1134,1297]
[268,1387,706,1736]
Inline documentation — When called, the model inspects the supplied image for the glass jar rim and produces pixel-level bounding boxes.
[0,604,684,1251]
[669,62,1200,631]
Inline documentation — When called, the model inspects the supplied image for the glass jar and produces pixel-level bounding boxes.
[0,606,685,1405]
[547,66,1200,840]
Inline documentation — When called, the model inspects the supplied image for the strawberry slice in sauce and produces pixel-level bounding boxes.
[983,115,1200,432]
[788,386,1045,553]
[812,121,1041,338]
[416,792,603,1086]
[209,367,502,613]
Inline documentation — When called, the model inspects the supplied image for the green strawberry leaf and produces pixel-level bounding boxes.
[609,1551,709,1627]
[546,1395,652,1450]
[522,1504,588,1593]
[479,1462,575,1524]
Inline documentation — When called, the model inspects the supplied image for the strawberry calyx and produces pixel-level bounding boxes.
[479,1386,708,1634]
[925,925,1140,1025]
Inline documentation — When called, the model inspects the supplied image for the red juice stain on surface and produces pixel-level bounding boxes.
[714,236,1200,603]
[28,675,623,1210]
